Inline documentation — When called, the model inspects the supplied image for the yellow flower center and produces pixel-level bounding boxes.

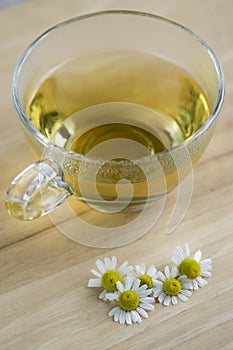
[101,270,123,291]
[139,274,153,289]
[179,258,201,279]
[118,291,140,311]
[163,278,182,296]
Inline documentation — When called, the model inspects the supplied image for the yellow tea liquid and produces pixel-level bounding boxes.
[26,51,210,210]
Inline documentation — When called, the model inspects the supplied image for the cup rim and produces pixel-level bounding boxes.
[12,9,225,164]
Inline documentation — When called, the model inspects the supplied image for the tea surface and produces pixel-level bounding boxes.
[27,51,209,157]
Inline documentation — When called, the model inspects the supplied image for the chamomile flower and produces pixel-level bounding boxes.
[130,263,157,292]
[172,243,212,290]
[153,266,192,306]
[88,256,133,300]
[106,277,155,325]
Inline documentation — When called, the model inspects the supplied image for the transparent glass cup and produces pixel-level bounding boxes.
[5,11,224,247]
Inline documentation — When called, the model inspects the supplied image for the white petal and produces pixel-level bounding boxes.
[200,258,212,265]
[137,283,148,292]
[164,266,171,279]
[171,296,178,305]
[118,261,127,272]
[200,264,212,271]
[138,290,152,298]
[138,288,152,297]
[201,270,212,278]
[194,250,202,262]
[139,263,146,274]
[119,261,132,275]
[130,310,139,323]
[104,257,111,269]
[180,289,192,297]
[139,303,154,311]
[108,306,120,317]
[125,266,134,274]
[105,292,118,301]
[163,295,171,306]
[133,311,142,323]
[114,309,122,322]
[91,269,102,278]
[175,245,186,258]
[132,279,141,291]
[192,279,199,290]
[153,280,163,287]
[172,252,183,265]
[178,293,189,302]
[99,290,108,300]
[111,256,117,269]
[88,278,102,287]
[136,307,149,319]
[197,276,208,287]
[125,277,133,290]
[181,280,193,290]
[135,265,142,275]
[176,245,185,256]
[171,266,178,278]
[116,281,125,293]
[96,259,106,273]
[147,265,157,277]
[158,292,166,303]
[157,271,166,281]
[179,275,188,282]
[126,312,132,325]
[119,310,126,324]
[128,274,137,281]
[128,273,137,281]
[135,284,147,297]
[143,286,153,295]
[140,297,155,303]
[183,243,190,257]
[154,287,163,298]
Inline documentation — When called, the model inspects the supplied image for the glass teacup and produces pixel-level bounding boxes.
[5,11,224,247]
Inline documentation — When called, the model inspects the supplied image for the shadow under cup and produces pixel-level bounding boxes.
[7,11,224,247]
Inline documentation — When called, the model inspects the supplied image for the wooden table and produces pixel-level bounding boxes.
[0,0,233,349]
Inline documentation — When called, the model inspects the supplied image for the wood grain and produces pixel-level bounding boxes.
[0,0,233,349]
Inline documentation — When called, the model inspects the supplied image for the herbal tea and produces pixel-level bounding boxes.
[26,52,210,209]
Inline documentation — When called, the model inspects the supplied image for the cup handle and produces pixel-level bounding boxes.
[5,159,73,220]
